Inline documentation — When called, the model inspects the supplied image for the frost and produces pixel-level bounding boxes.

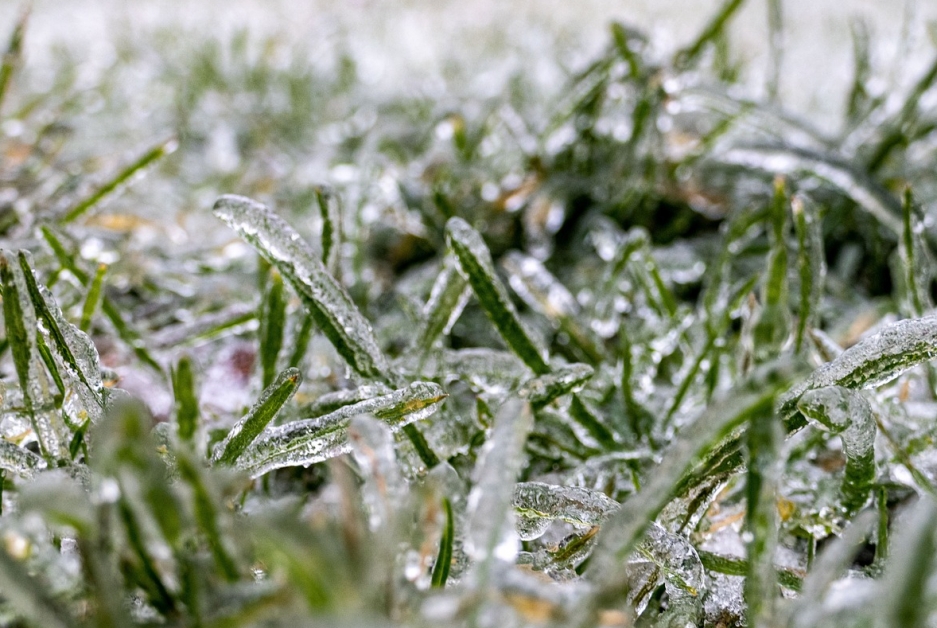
[512,481,617,540]
[0,438,47,477]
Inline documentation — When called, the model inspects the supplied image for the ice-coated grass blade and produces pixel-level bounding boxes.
[766,0,783,101]
[569,394,617,449]
[797,386,875,514]
[513,481,617,532]
[213,194,392,383]
[464,399,533,590]
[213,367,302,466]
[778,316,937,422]
[62,137,177,223]
[0,438,46,477]
[0,7,27,115]
[79,263,107,333]
[899,188,932,317]
[314,185,340,272]
[744,382,783,627]
[236,381,446,476]
[172,354,199,444]
[674,0,746,68]
[876,497,937,628]
[753,177,790,358]
[259,268,286,389]
[788,510,875,628]
[287,312,314,369]
[18,251,104,411]
[417,254,470,354]
[502,252,603,363]
[520,363,594,407]
[40,225,163,375]
[583,361,793,616]
[792,195,825,352]
[445,217,550,375]
[176,453,239,581]
[431,496,454,588]
[0,252,49,456]
[697,550,802,592]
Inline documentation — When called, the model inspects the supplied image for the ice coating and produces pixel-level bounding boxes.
[348,416,406,531]
[0,438,47,477]
[798,386,875,514]
[778,316,937,418]
[213,194,392,383]
[300,383,393,418]
[464,399,533,587]
[519,363,594,406]
[512,481,617,540]
[236,381,446,476]
[445,217,550,375]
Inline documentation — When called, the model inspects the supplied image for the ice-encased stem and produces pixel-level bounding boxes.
[213,194,392,384]
[417,254,470,353]
[793,195,825,352]
[797,386,875,514]
[445,217,550,375]
[237,381,446,477]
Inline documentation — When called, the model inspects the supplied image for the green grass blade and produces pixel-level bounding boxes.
[766,0,783,101]
[40,225,163,375]
[674,0,746,68]
[792,195,825,352]
[172,354,199,444]
[697,550,802,592]
[176,453,239,581]
[17,251,103,410]
[259,268,286,389]
[287,312,314,369]
[797,386,875,514]
[214,194,392,383]
[213,367,302,466]
[79,263,107,333]
[430,496,454,588]
[568,394,617,449]
[520,363,594,407]
[0,7,27,116]
[445,217,549,375]
[900,187,932,317]
[744,382,783,626]
[417,254,470,354]
[315,185,340,272]
[62,137,177,223]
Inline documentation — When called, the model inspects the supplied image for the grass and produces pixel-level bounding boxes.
[1,1,937,626]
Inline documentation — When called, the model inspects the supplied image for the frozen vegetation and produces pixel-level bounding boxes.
[2,0,937,626]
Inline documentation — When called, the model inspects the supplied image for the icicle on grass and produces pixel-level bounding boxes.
[797,386,875,514]
[235,381,446,477]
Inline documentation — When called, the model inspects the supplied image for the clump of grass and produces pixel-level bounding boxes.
[2,2,937,626]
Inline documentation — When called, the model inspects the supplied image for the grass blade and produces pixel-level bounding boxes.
[62,137,177,223]
[259,268,286,389]
[172,354,199,444]
[674,0,746,68]
[213,367,302,465]
[0,7,27,115]
[430,496,454,588]
[445,217,549,375]
[79,263,107,333]
[792,194,825,352]
[417,254,470,354]
[214,194,392,383]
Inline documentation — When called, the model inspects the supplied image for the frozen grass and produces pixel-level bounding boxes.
[3,1,937,626]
